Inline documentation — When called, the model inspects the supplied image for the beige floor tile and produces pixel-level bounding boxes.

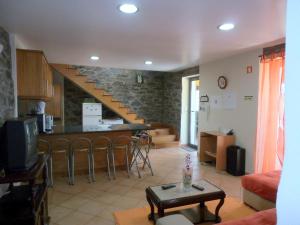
[86,216,115,225]
[95,193,122,204]
[76,199,106,216]
[56,211,94,225]
[60,196,90,210]
[49,205,74,223]
[48,191,73,205]
[49,147,242,224]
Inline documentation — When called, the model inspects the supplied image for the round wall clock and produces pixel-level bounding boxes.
[217,76,227,89]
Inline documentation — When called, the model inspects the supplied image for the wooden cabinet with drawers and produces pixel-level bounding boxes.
[17,49,53,100]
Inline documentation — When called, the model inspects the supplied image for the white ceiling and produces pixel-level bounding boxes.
[0,0,286,71]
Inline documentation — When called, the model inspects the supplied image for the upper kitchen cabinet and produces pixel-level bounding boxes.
[17,49,53,100]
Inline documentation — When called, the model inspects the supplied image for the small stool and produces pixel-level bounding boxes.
[156,215,193,225]
[111,136,132,178]
[50,138,72,185]
[70,137,93,184]
[37,139,51,186]
[130,132,154,177]
[92,136,112,180]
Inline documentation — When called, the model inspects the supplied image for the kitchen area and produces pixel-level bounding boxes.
[16,49,150,179]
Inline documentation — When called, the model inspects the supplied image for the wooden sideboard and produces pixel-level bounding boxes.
[199,131,235,171]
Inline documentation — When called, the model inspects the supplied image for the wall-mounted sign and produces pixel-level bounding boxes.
[244,96,253,101]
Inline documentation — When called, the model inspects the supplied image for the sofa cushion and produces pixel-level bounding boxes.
[241,170,281,202]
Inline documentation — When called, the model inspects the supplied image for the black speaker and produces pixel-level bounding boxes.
[226,145,245,176]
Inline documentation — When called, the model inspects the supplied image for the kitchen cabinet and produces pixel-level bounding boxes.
[46,84,62,118]
[17,49,53,100]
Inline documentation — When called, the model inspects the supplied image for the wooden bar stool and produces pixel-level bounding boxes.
[111,136,132,179]
[92,136,112,180]
[50,138,72,185]
[70,137,93,184]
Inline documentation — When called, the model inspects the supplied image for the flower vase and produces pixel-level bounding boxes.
[182,166,193,190]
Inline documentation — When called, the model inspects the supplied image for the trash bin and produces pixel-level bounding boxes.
[226,145,245,176]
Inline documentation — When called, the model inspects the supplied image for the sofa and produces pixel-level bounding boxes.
[241,170,281,210]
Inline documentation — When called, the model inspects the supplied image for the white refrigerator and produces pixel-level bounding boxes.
[82,103,102,126]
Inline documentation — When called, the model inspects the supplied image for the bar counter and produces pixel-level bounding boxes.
[39,124,151,175]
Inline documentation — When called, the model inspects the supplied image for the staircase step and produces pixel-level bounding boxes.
[86,80,96,83]
[152,135,176,144]
[51,63,145,124]
[149,128,170,137]
[134,118,145,124]
[154,141,179,149]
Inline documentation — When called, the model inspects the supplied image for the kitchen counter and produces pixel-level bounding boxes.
[40,123,151,135]
[38,123,151,175]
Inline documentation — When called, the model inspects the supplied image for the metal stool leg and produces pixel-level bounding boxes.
[91,151,96,182]
[125,146,130,178]
[71,151,75,185]
[87,151,93,183]
[67,151,72,185]
[106,149,111,180]
[111,148,116,179]
[49,155,54,186]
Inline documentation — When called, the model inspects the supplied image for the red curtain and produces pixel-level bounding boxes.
[255,53,285,173]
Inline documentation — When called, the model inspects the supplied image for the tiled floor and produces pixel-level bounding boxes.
[49,147,242,225]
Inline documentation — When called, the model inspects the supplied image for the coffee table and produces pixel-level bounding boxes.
[145,179,226,224]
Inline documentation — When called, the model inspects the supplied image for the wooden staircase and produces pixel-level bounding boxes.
[149,128,179,149]
[51,64,144,124]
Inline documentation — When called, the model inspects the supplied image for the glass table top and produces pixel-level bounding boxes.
[149,179,223,201]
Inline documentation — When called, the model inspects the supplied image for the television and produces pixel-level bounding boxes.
[0,118,39,172]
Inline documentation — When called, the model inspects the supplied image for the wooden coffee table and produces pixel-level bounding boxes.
[146,179,226,224]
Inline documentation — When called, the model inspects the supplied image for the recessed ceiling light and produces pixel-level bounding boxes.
[119,4,138,14]
[90,56,99,61]
[218,23,235,31]
[145,60,152,65]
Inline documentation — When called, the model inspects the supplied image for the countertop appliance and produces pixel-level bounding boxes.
[82,103,102,126]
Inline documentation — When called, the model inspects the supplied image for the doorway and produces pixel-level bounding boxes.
[188,77,200,148]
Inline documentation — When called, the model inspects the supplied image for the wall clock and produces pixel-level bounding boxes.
[217,76,227,89]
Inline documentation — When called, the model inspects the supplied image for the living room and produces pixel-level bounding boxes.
[0,0,299,225]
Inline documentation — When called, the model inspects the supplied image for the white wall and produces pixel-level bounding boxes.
[199,49,262,173]
[277,1,300,224]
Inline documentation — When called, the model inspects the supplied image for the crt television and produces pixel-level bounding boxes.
[0,117,39,172]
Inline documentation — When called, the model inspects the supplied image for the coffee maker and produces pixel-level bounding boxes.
[29,101,53,133]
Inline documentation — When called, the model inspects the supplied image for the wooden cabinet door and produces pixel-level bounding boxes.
[46,84,62,118]
[17,50,44,98]
[17,49,54,100]
[44,62,53,98]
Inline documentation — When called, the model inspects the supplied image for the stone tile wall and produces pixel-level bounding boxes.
[0,27,15,126]
[64,65,199,134]
[65,66,166,125]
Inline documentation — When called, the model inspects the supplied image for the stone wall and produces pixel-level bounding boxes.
[0,27,15,126]
[163,66,199,134]
[65,66,166,125]
[63,65,199,133]
[0,27,15,196]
